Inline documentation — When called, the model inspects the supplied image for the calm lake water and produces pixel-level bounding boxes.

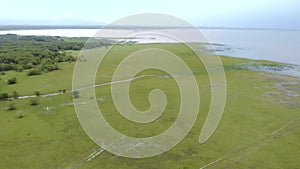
[0,28,299,66]
[200,29,300,66]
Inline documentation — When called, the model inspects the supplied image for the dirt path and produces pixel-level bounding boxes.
[15,74,169,100]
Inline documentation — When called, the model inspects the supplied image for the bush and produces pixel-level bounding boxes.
[16,66,23,72]
[30,99,39,106]
[41,64,59,72]
[0,93,9,100]
[7,77,17,85]
[27,69,42,76]
[7,103,16,110]
[34,91,41,97]
[58,89,66,93]
[16,111,24,118]
[12,91,19,99]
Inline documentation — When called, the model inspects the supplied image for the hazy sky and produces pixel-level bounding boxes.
[1,0,299,29]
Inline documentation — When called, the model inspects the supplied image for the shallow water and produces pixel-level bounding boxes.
[230,63,300,78]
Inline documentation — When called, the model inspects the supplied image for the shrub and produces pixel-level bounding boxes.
[34,91,41,97]
[41,64,59,72]
[0,93,9,100]
[16,66,23,72]
[30,99,39,106]
[12,91,19,99]
[16,111,24,118]
[7,103,16,110]
[27,69,42,76]
[58,89,67,93]
[7,77,17,85]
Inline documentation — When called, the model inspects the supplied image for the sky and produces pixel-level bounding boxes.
[0,0,299,29]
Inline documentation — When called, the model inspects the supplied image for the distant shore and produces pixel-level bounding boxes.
[0,28,299,77]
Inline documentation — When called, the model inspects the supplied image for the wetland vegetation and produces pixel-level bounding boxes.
[0,39,299,168]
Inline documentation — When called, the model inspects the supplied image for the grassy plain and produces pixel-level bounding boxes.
[0,44,300,169]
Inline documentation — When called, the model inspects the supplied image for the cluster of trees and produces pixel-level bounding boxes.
[0,34,114,72]
[0,34,76,72]
[0,34,111,115]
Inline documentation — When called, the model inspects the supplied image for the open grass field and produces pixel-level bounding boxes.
[0,43,300,169]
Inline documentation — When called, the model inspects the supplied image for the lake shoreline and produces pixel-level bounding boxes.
[0,28,299,65]
[0,29,299,78]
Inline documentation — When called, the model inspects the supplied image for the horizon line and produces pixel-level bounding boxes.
[0,24,299,31]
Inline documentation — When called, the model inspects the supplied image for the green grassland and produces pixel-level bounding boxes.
[0,43,300,169]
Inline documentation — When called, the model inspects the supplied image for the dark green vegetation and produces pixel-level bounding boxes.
[0,34,113,72]
[0,34,114,99]
[0,43,300,169]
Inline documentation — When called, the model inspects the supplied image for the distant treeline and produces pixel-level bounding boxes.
[0,25,102,31]
[0,34,114,72]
